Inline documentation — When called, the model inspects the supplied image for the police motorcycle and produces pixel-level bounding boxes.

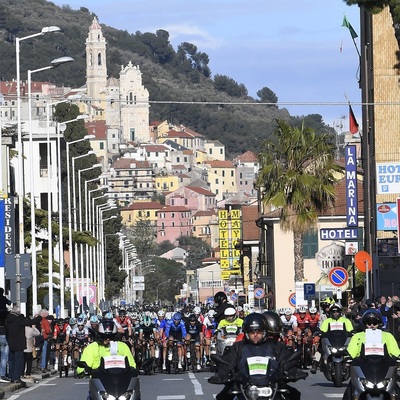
[76,356,141,400]
[210,350,306,400]
[318,327,350,387]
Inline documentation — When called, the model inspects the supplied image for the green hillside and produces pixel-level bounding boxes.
[0,0,335,156]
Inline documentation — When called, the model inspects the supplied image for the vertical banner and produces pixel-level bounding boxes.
[397,198,400,253]
[0,198,4,267]
[345,145,358,227]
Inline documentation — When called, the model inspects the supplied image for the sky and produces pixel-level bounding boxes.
[51,0,361,131]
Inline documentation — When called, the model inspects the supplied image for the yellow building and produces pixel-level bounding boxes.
[155,174,180,193]
[204,160,237,201]
[120,201,162,227]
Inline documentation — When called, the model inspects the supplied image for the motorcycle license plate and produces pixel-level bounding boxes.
[257,387,272,397]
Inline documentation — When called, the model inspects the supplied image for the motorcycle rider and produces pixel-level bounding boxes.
[213,291,231,324]
[342,309,400,400]
[311,303,353,374]
[209,312,305,400]
[77,319,135,375]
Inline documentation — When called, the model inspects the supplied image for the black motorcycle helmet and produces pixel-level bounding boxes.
[97,319,117,345]
[362,309,383,328]
[243,313,268,344]
[214,291,227,306]
[262,311,283,337]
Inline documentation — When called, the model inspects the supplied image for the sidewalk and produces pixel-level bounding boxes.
[0,368,57,399]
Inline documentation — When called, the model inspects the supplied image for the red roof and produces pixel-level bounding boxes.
[141,144,169,152]
[166,130,193,139]
[85,120,107,139]
[112,158,151,169]
[160,205,191,213]
[187,186,216,196]
[235,151,258,163]
[205,160,235,168]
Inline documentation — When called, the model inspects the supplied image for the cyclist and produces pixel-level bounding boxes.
[52,318,71,369]
[71,317,89,362]
[88,315,99,342]
[185,314,204,371]
[162,312,187,371]
[138,315,158,363]
[203,310,217,366]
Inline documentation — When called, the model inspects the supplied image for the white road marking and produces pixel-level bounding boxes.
[163,378,184,381]
[157,396,185,399]
[188,371,203,396]
[324,394,344,398]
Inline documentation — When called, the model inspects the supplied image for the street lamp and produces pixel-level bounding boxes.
[156,279,171,305]
[16,26,61,272]
[66,137,94,316]
[54,115,88,317]
[27,56,74,312]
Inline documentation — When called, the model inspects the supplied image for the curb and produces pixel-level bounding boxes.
[0,368,57,397]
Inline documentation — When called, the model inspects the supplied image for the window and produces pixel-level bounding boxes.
[171,199,174,205]
[171,213,175,218]
[100,142,104,150]
[231,171,234,177]
[303,230,318,259]
[222,171,225,177]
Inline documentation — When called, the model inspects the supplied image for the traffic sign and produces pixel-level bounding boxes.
[304,283,315,299]
[354,250,372,273]
[328,267,349,287]
[254,288,265,299]
[231,293,238,301]
[288,293,296,307]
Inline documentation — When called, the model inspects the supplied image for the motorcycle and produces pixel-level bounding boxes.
[76,355,141,400]
[210,349,307,400]
[347,355,399,399]
[319,329,350,387]
[216,325,241,355]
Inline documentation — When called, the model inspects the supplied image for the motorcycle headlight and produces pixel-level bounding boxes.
[328,346,338,354]
[99,392,133,400]
[359,378,375,390]
[376,379,390,389]
[338,346,347,352]
[100,392,116,400]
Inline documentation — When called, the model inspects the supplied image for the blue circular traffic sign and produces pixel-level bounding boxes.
[328,267,349,287]
[231,293,238,301]
[288,293,296,307]
[254,288,265,299]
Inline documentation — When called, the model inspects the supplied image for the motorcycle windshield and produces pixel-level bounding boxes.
[354,355,395,383]
[324,330,348,348]
[92,367,137,397]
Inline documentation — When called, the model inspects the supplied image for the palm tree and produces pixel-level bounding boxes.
[257,120,340,282]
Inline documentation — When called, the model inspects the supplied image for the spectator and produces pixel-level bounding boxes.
[346,298,361,329]
[23,324,40,379]
[5,306,41,383]
[38,309,52,372]
[0,289,10,329]
[380,295,400,345]
[0,315,9,382]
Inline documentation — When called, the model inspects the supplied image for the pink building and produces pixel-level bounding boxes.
[157,205,192,244]
[165,185,216,212]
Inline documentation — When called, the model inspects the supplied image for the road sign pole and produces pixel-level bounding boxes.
[365,260,370,299]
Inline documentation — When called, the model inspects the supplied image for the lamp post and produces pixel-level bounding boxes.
[54,115,88,317]
[16,26,61,275]
[27,56,74,312]
[71,152,96,305]
[66,137,94,316]
[156,279,171,305]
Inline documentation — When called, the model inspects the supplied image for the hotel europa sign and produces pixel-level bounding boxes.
[376,162,400,194]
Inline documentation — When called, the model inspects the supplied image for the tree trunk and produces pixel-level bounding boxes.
[293,231,304,282]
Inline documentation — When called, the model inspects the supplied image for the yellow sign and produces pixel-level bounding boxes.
[220,259,230,269]
[221,269,241,280]
[219,239,229,249]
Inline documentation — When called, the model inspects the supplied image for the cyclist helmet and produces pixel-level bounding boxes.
[97,320,117,343]
[173,312,182,323]
[309,307,318,314]
[262,311,283,336]
[143,315,152,327]
[56,318,64,327]
[214,291,227,305]
[119,308,127,317]
[90,315,99,325]
[165,312,172,320]
[131,312,138,320]
[207,310,216,318]
[193,306,201,315]
[298,306,307,314]
[157,310,165,317]
[77,317,85,326]
[362,309,383,328]
[188,314,197,323]
[284,308,293,316]
[243,313,268,343]
[69,317,77,326]
[321,297,335,308]
[105,312,113,319]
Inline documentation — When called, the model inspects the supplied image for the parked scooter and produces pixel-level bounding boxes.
[319,330,350,387]
[77,355,141,400]
[347,355,399,399]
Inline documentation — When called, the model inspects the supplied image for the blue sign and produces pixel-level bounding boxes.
[320,228,358,240]
[328,267,348,287]
[0,199,4,268]
[345,145,358,227]
[288,293,296,307]
[376,203,397,231]
[231,293,238,301]
[304,283,315,299]
[254,288,265,299]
